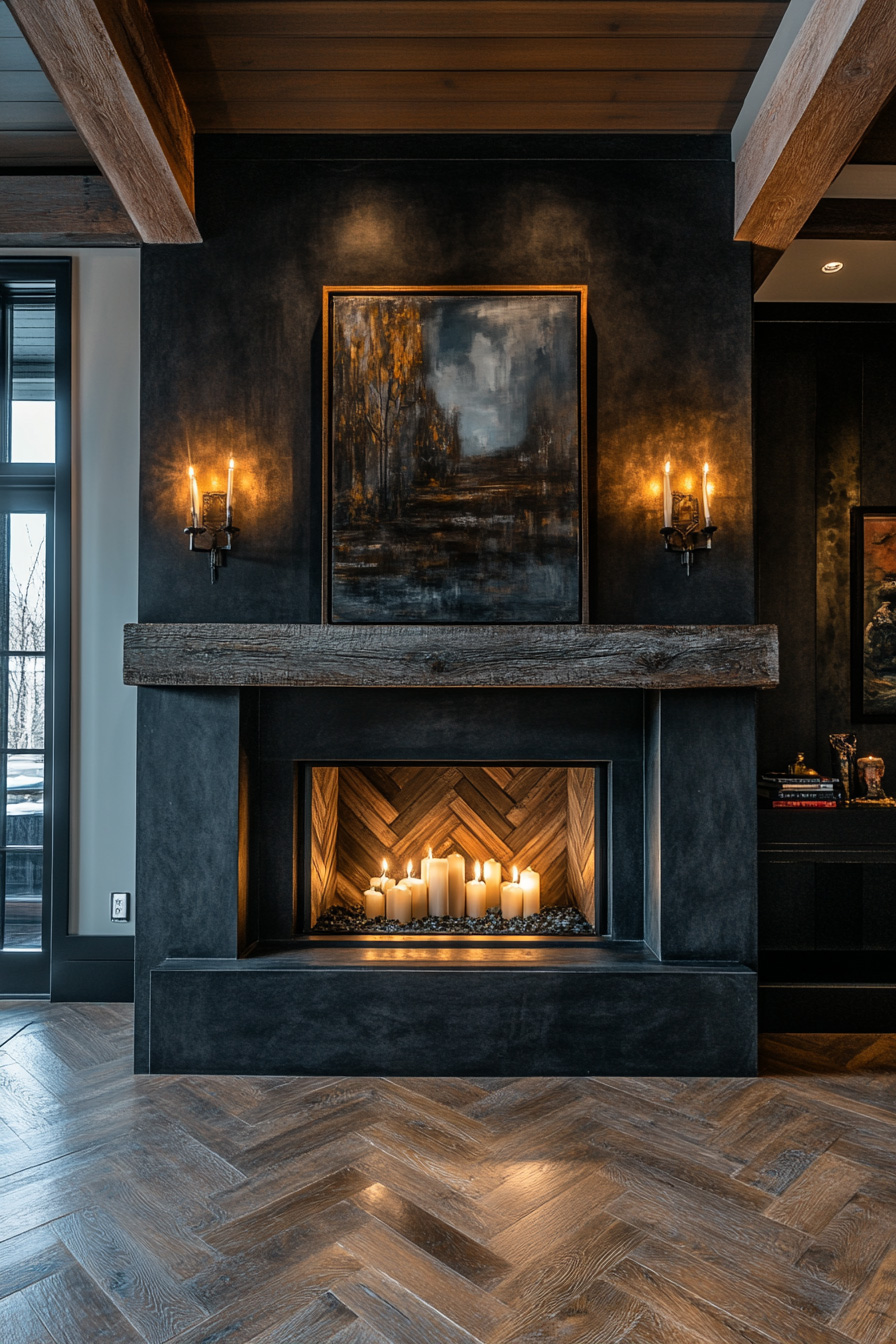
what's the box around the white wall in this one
[1,248,140,935]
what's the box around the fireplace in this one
[306,763,603,936]
[128,624,774,1076]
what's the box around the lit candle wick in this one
[474,860,481,881]
[512,865,519,883]
[406,861,413,878]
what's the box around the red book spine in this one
[766,800,838,809]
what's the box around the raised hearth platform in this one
[124,623,778,690]
[147,946,757,1076]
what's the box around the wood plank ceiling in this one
[0,2,94,167]
[148,0,788,135]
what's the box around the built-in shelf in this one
[123,622,779,690]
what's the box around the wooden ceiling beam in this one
[734,0,896,252]
[0,175,138,246]
[5,0,200,243]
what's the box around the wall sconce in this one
[660,460,717,577]
[185,459,239,583]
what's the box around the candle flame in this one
[664,460,671,475]
[406,861,413,878]
[512,865,519,883]
[428,846,433,859]
[381,860,387,875]
[474,860,481,881]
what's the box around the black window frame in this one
[0,258,70,996]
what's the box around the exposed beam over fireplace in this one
[123,623,779,690]
[734,0,896,257]
[6,0,200,243]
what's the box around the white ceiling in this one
[755,240,896,302]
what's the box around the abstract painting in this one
[852,507,896,719]
[324,287,586,623]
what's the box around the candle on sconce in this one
[387,881,412,924]
[465,861,487,919]
[403,861,428,920]
[702,462,712,527]
[501,866,523,920]
[427,856,449,916]
[447,852,466,917]
[226,457,235,518]
[663,460,672,529]
[483,858,502,908]
[188,466,200,528]
[520,866,541,917]
[363,886,385,920]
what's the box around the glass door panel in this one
[0,499,51,990]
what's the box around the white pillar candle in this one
[226,457,235,517]
[483,858,502,907]
[663,459,672,529]
[465,861,487,919]
[702,462,712,527]
[406,879,427,919]
[387,883,412,924]
[381,877,396,894]
[189,465,200,528]
[421,847,433,890]
[427,857,449,916]
[520,866,541,917]
[403,863,427,920]
[501,866,523,921]
[363,887,385,920]
[447,852,466,917]
[370,861,390,890]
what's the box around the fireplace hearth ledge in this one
[124,622,778,689]
[147,954,757,1075]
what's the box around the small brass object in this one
[788,752,819,777]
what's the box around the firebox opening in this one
[303,762,606,937]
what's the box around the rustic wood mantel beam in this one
[123,623,780,691]
[734,0,896,255]
[6,0,200,244]
[0,176,138,246]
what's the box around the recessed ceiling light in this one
[821,261,844,273]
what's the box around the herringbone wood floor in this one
[1,1004,894,1344]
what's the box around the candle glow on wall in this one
[659,458,718,577]
[184,458,239,583]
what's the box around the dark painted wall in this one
[755,307,896,996]
[140,134,754,626]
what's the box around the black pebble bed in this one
[312,903,595,936]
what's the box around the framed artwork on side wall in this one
[852,506,896,720]
[323,286,588,624]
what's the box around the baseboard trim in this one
[51,960,134,1003]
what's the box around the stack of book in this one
[757,774,842,808]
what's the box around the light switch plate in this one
[111,892,130,922]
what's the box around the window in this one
[0,263,69,994]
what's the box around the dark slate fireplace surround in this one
[135,133,761,1075]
